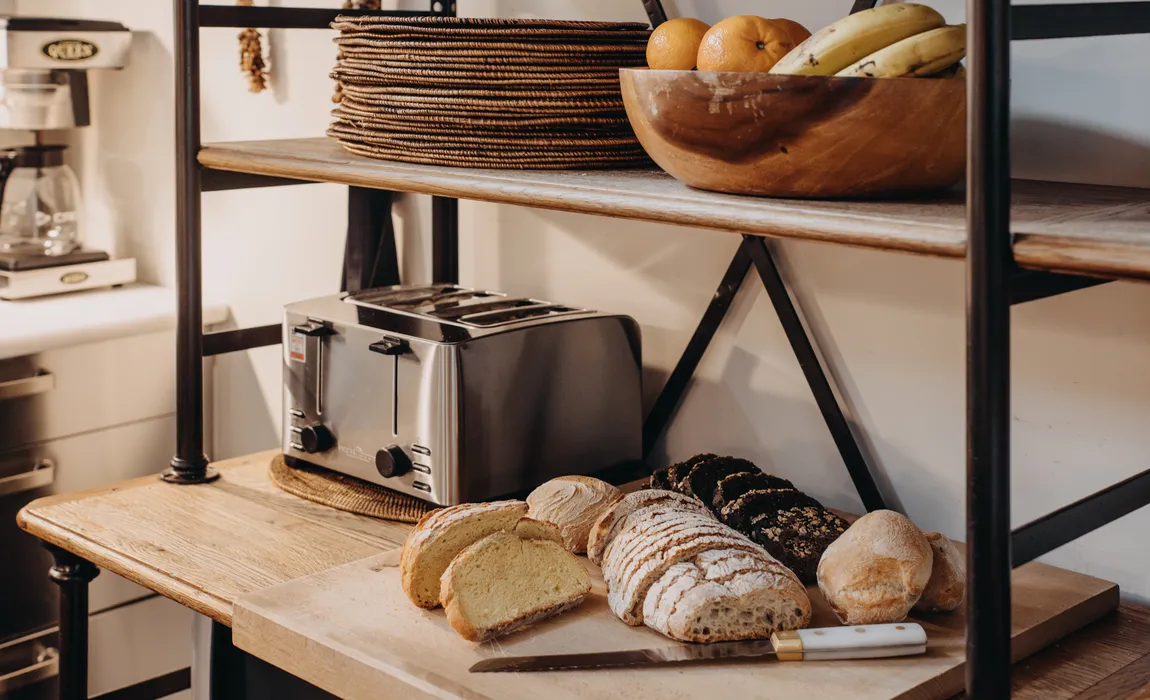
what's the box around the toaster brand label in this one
[42,39,100,62]
[289,335,306,362]
[339,445,374,463]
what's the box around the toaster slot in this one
[348,284,460,307]
[432,297,539,320]
[461,303,579,327]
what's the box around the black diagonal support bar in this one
[850,0,880,13]
[643,244,751,458]
[201,168,313,192]
[1010,269,1113,305]
[1013,2,1150,40]
[743,236,886,513]
[1012,467,1150,568]
[204,325,282,356]
[966,0,1015,696]
[641,0,668,27]
[90,668,192,700]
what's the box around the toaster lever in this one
[369,337,410,356]
[292,323,336,338]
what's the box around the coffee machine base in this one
[0,254,136,300]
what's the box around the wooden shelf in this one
[199,137,1150,282]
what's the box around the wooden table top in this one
[16,450,1150,698]
[200,137,1150,282]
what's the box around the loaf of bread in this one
[400,500,528,608]
[914,532,965,613]
[526,476,623,553]
[711,470,796,512]
[643,548,811,642]
[439,531,591,642]
[816,510,933,624]
[602,506,765,625]
[586,489,713,566]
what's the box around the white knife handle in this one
[771,623,927,661]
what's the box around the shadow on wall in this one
[1013,117,1150,188]
[211,318,280,460]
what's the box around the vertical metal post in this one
[432,196,459,285]
[966,0,1014,696]
[166,0,218,484]
[46,546,99,700]
[210,621,246,700]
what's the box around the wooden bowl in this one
[620,69,966,199]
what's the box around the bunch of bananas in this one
[770,3,966,79]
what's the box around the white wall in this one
[23,0,1150,602]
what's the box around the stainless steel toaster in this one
[282,284,642,505]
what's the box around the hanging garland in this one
[237,0,269,93]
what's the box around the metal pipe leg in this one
[46,545,98,700]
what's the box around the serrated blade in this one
[469,640,777,673]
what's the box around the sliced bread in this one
[711,471,797,513]
[751,505,849,583]
[513,517,564,545]
[400,500,528,608]
[720,488,820,531]
[648,469,673,490]
[526,475,623,553]
[643,548,811,642]
[586,489,713,566]
[680,457,759,505]
[439,531,591,642]
[667,453,718,490]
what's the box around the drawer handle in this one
[0,647,58,693]
[0,459,55,497]
[0,369,55,401]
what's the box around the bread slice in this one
[720,488,818,531]
[643,548,811,642]
[439,531,591,642]
[586,489,713,565]
[667,453,718,490]
[400,500,529,608]
[711,471,797,513]
[751,505,849,583]
[526,475,623,553]
[513,517,564,545]
[648,469,673,490]
[680,457,759,505]
[602,508,732,583]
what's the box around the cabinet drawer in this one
[0,331,176,451]
[2,415,178,639]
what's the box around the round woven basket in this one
[269,454,437,524]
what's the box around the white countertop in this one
[0,284,230,361]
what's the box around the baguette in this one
[586,489,713,565]
[817,510,933,624]
[526,476,622,553]
[439,531,591,642]
[399,500,528,608]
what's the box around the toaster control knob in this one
[375,445,412,479]
[298,424,334,454]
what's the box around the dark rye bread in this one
[666,453,719,490]
[648,469,672,490]
[680,457,757,505]
[720,489,821,532]
[751,505,849,583]
[711,471,797,514]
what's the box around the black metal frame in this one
[36,1,1150,699]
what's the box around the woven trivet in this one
[269,453,436,523]
[337,84,623,100]
[338,91,625,111]
[336,57,636,72]
[334,28,650,42]
[334,37,647,55]
[336,49,648,67]
[333,112,631,138]
[331,16,650,31]
[334,103,630,128]
[333,64,623,88]
[330,124,641,149]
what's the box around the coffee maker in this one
[0,17,136,300]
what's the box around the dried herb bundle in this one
[333,0,382,102]
[237,0,268,93]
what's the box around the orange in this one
[696,15,798,73]
[772,17,812,48]
[646,17,711,70]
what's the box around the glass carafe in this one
[0,145,81,257]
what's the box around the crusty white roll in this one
[526,476,622,553]
[913,532,965,613]
[816,510,933,625]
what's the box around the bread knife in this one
[469,623,927,673]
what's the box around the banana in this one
[836,25,966,78]
[769,3,946,76]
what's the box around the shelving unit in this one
[26,1,1150,700]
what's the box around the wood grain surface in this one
[620,69,966,199]
[16,450,410,626]
[233,544,1117,700]
[198,137,1150,281]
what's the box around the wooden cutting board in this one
[233,547,1117,700]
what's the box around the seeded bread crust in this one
[667,453,719,490]
[586,489,713,566]
[751,505,849,583]
[720,489,820,531]
[399,500,529,608]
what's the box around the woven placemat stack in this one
[328,15,652,169]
